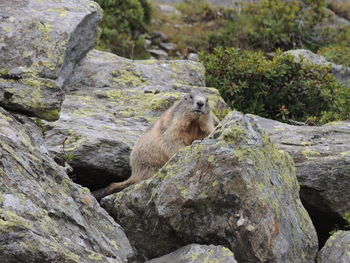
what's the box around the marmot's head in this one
[176,91,211,119]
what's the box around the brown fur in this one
[93,92,215,200]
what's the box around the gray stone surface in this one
[102,111,318,262]
[0,107,134,263]
[252,115,350,221]
[148,48,169,59]
[317,231,350,263]
[158,4,182,16]
[146,244,238,263]
[0,0,102,120]
[44,49,229,191]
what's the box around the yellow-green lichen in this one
[63,132,85,151]
[40,109,60,121]
[212,180,219,187]
[221,247,234,257]
[301,148,321,159]
[110,240,120,251]
[87,252,104,261]
[343,211,350,224]
[220,125,245,144]
[0,209,32,231]
[189,253,199,261]
[47,7,68,17]
[144,59,157,64]
[273,127,286,132]
[111,68,148,88]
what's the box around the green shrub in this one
[209,0,331,52]
[201,47,350,124]
[95,0,151,59]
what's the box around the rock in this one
[252,115,350,244]
[0,0,102,121]
[147,49,169,59]
[284,49,350,86]
[146,244,238,263]
[150,31,169,41]
[144,39,152,48]
[0,106,134,262]
[101,111,318,262]
[159,42,177,52]
[317,231,350,263]
[158,4,182,16]
[188,53,199,62]
[44,49,229,192]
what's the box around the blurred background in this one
[94,0,350,125]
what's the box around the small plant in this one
[201,47,350,124]
[64,153,75,163]
[33,118,46,135]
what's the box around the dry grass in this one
[327,1,350,20]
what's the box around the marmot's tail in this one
[92,180,133,201]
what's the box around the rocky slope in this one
[43,49,228,191]
[102,111,318,262]
[252,115,350,245]
[0,107,133,263]
[1,0,349,262]
[0,0,102,121]
[317,231,350,263]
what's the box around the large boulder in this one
[0,107,134,262]
[252,115,350,243]
[0,0,102,120]
[146,244,238,263]
[317,231,350,263]
[101,111,318,262]
[284,49,350,86]
[44,49,229,191]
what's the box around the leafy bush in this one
[201,47,350,124]
[209,0,331,52]
[95,0,151,59]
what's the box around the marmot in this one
[93,91,215,200]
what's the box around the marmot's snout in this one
[191,93,209,115]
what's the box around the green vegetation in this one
[209,0,332,52]
[94,0,151,59]
[146,0,229,56]
[64,153,75,163]
[318,26,350,67]
[201,47,350,124]
[94,0,350,124]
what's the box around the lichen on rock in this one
[102,111,318,262]
[0,107,134,262]
[0,0,102,121]
[44,49,229,191]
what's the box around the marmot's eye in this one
[189,95,193,99]
[206,98,208,103]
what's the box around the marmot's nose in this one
[197,101,204,108]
